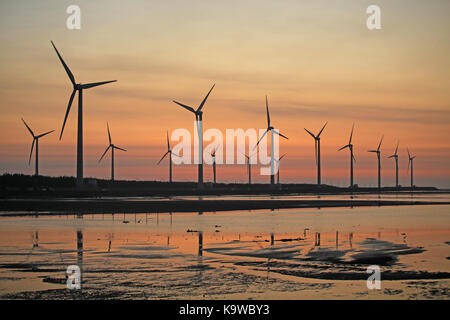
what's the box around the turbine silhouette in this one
[211,145,220,184]
[51,41,117,187]
[98,123,126,181]
[387,141,400,188]
[305,122,327,185]
[255,96,288,185]
[242,151,256,185]
[407,148,416,189]
[157,131,178,183]
[173,84,215,186]
[274,154,286,185]
[338,124,356,188]
[21,118,54,176]
[368,135,384,190]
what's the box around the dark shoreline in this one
[1,198,449,216]
[1,173,443,199]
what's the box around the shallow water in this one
[11,191,450,203]
[0,205,449,299]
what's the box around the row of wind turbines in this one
[21,41,417,189]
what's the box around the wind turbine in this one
[407,148,416,189]
[338,124,356,188]
[387,141,400,188]
[21,118,54,176]
[274,154,286,185]
[157,131,178,183]
[211,145,220,184]
[255,96,288,185]
[173,84,215,186]
[51,41,117,187]
[304,122,328,185]
[368,135,384,190]
[98,123,126,181]
[242,152,255,185]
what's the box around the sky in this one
[0,0,449,188]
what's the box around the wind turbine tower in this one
[51,41,117,187]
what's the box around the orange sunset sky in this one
[0,0,449,187]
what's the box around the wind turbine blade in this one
[239,151,249,160]
[114,146,126,152]
[173,100,196,113]
[107,122,111,144]
[211,144,221,157]
[266,95,271,128]
[279,153,286,161]
[59,89,76,140]
[407,148,411,159]
[166,131,170,151]
[338,144,349,151]
[304,128,316,139]
[352,154,357,163]
[349,123,354,144]
[99,145,111,163]
[51,41,76,86]
[36,130,54,139]
[377,135,384,151]
[395,141,399,155]
[29,139,35,165]
[81,80,117,90]
[368,150,377,153]
[387,155,395,159]
[157,151,169,165]
[273,130,288,140]
[317,121,328,138]
[255,129,269,149]
[21,118,34,137]
[407,158,410,171]
[197,84,215,112]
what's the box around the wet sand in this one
[1,198,450,215]
[0,205,448,299]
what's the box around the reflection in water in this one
[198,232,203,257]
[336,231,339,249]
[314,232,321,246]
[76,230,83,289]
[349,232,353,249]
[32,231,39,248]
[0,206,448,299]
[107,233,113,252]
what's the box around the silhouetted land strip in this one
[0,173,441,198]
[1,198,450,215]
[1,173,448,214]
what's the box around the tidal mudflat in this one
[0,204,448,299]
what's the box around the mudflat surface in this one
[0,204,448,299]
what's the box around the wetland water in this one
[0,204,448,299]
